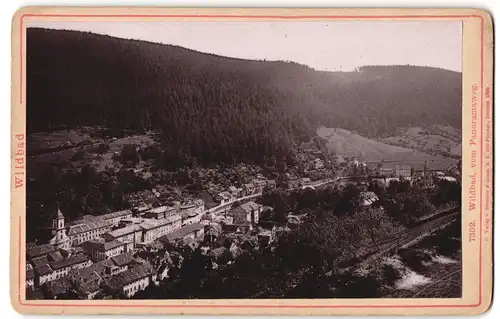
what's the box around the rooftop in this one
[26,288,44,300]
[56,208,64,219]
[179,203,196,210]
[31,255,50,268]
[50,254,90,270]
[34,264,53,276]
[359,191,379,206]
[165,223,204,242]
[76,280,101,295]
[105,263,155,291]
[105,224,142,238]
[102,209,133,220]
[82,238,127,251]
[148,206,176,214]
[67,219,112,236]
[239,201,262,213]
[47,251,64,262]
[26,269,35,280]
[27,244,55,259]
[368,159,455,172]
[180,211,198,219]
[44,277,72,298]
[70,259,114,283]
[139,215,181,231]
[228,207,248,224]
[111,251,135,267]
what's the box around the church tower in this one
[49,206,70,249]
[423,160,430,188]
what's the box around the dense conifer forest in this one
[27,28,461,165]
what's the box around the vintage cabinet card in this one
[10,7,493,315]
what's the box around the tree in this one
[121,144,140,165]
[402,193,435,224]
[261,188,292,224]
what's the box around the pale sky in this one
[28,21,462,72]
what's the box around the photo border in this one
[10,7,493,315]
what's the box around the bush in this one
[96,143,110,154]
[121,144,140,165]
[334,273,381,298]
[398,248,431,273]
[71,150,85,161]
[382,264,403,286]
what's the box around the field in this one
[27,127,159,178]
[380,126,461,159]
[317,127,451,163]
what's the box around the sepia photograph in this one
[23,18,465,301]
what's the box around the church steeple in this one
[52,203,65,233]
[56,203,64,220]
[50,204,70,249]
[423,160,430,188]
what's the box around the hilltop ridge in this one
[27,27,461,166]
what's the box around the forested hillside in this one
[27,28,461,166]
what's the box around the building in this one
[358,191,383,214]
[395,165,412,178]
[422,160,433,188]
[49,254,92,281]
[26,269,35,288]
[192,199,205,212]
[228,201,262,225]
[178,203,204,217]
[221,222,253,233]
[252,179,267,193]
[138,215,182,244]
[76,281,101,299]
[110,252,136,270]
[100,210,134,226]
[26,288,44,300]
[243,183,255,196]
[42,277,73,299]
[180,211,202,226]
[118,217,144,228]
[215,192,232,204]
[379,165,394,177]
[103,224,143,247]
[34,264,55,286]
[27,244,56,262]
[165,223,205,243]
[104,263,156,298]
[124,189,158,210]
[143,206,177,219]
[411,160,452,188]
[156,262,170,281]
[49,208,71,249]
[286,178,300,189]
[34,254,92,286]
[299,177,312,187]
[359,191,379,206]
[313,158,325,170]
[47,209,134,248]
[266,179,276,189]
[81,239,133,262]
[67,218,113,246]
[69,254,135,299]
[228,186,240,198]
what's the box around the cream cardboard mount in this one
[10,7,493,315]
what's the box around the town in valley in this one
[26,128,462,300]
[25,24,463,300]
